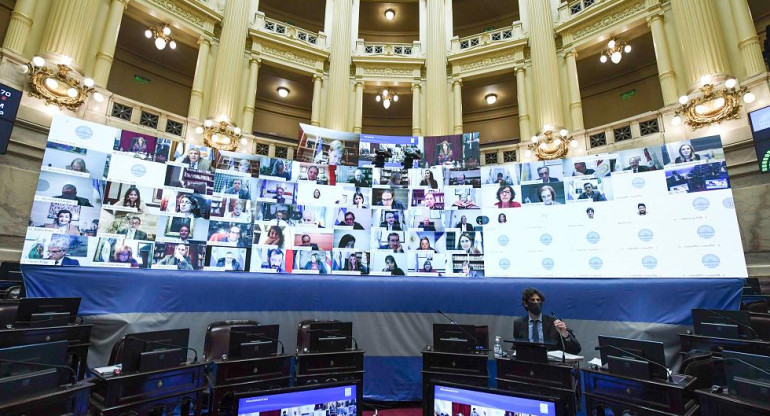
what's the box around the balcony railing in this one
[354,40,422,57]
[254,12,327,49]
[451,23,524,53]
[582,111,663,150]
[558,0,605,23]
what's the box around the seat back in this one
[750,313,770,341]
[744,300,769,314]
[682,353,724,390]
[203,320,260,361]
[108,337,125,366]
[0,300,19,328]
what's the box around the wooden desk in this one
[90,362,206,416]
[0,323,93,380]
[207,355,291,416]
[496,358,580,416]
[0,381,92,416]
[295,350,365,385]
[696,388,770,416]
[678,333,770,356]
[583,367,698,416]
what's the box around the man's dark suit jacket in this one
[379,222,402,231]
[118,228,148,240]
[513,314,581,354]
[455,223,474,232]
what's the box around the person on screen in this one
[495,186,521,208]
[586,207,595,219]
[298,234,320,250]
[420,170,439,188]
[383,255,405,275]
[496,172,506,185]
[419,217,436,231]
[455,215,474,232]
[225,200,249,221]
[351,169,369,187]
[225,178,251,199]
[624,156,653,173]
[273,186,287,203]
[176,194,202,217]
[377,189,406,209]
[121,187,147,212]
[458,232,481,254]
[339,211,365,229]
[270,159,291,180]
[114,246,139,267]
[577,183,607,202]
[537,166,559,183]
[304,253,328,273]
[157,243,194,270]
[419,237,437,252]
[513,287,581,354]
[267,249,284,272]
[386,171,404,186]
[181,148,212,172]
[66,158,89,173]
[313,189,321,199]
[498,213,507,223]
[130,137,148,154]
[301,210,321,227]
[216,251,241,271]
[45,239,80,266]
[345,253,367,273]
[117,216,148,240]
[454,173,467,185]
[209,225,247,247]
[338,234,356,248]
[353,192,367,208]
[423,192,438,209]
[538,186,560,205]
[44,209,80,235]
[421,260,435,273]
[177,225,192,243]
[437,141,454,164]
[54,184,93,207]
[675,144,701,163]
[328,140,345,165]
[387,233,404,253]
[452,193,478,209]
[306,166,320,181]
[380,211,401,231]
[273,210,291,226]
[461,261,478,278]
[373,146,392,168]
[638,203,647,215]
[264,226,284,247]
[28,241,45,259]
[572,162,595,176]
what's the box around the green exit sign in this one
[621,89,637,100]
[134,75,151,85]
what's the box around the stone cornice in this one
[136,0,220,35]
[558,0,655,47]
[353,60,423,82]
[448,43,524,79]
[250,31,328,75]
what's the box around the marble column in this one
[452,79,463,134]
[207,0,250,121]
[92,0,129,87]
[188,36,211,120]
[353,81,364,133]
[241,54,261,134]
[310,74,323,126]
[527,0,564,130]
[2,0,37,55]
[325,0,354,130]
[38,0,100,70]
[425,0,450,135]
[412,82,422,136]
[647,13,678,105]
[514,66,531,141]
[564,49,584,130]
[670,0,731,87]
[730,0,766,78]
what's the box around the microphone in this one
[437,310,488,352]
[230,330,286,355]
[702,309,759,340]
[308,329,359,350]
[551,312,567,363]
[0,358,78,386]
[125,336,198,363]
[595,344,672,382]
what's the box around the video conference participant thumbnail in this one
[250,247,286,272]
[294,250,331,274]
[37,171,104,208]
[206,246,249,271]
[152,242,206,270]
[41,141,111,180]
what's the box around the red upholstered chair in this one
[203,320,260,361]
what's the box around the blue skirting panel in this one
[22,266,743,401]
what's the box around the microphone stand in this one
[437,310,488,352]
[703,309,759,340]
[595,344,672,382]
[550,312,567,364]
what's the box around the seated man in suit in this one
[418,217,436,231]
[46,239,80,266]
[216,251,241,271]
[379,211,402,231]
[513,287,581,354]
[118,216,148,240]
[298,234,320,250]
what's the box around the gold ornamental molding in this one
[448,47,520,80]
[252,38,327,75]
[26,59,100,111]
[559,0,650,45]
[672,81,751,131]
[526,126,576,161]
[353,62,423,82]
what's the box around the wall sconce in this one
[145,24,176,50]
[196,119,243,151]
[26,56,101,111]
[671,76,753,130]
[525,125,576,160]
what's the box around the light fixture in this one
[527,125,574,160]
[599,38,630,64]
[197,119,243,151]
[673,77,753,130]
[376,88,398,109]
[26,56,96,111]
[277,87,290,98]
[485,94,497,105]
[384,9,395,20]
[145,24,176,50]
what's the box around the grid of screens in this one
[22,115,746,277]
[236,383,358,416]
[433,384,556,416]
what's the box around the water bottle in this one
[493,335,502,358]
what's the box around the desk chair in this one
[682,353,724,390]
[743,300,769,314]
[203,320,260,361]
[749,313,770,341]
[0,300,19,328]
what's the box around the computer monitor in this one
[597,335,667,381]
[13,297,81,328]
[743,278,762,295]
[692,309,755,340]
[297,320,353,353]
[430,382,561,416]
[433,324,488,354]
[723,350,770,401]
[119,328,190,373]
[0,340,68,404]
[749,105,770,142]
[234,380,362,416]
[512,340,551,363]
[228,324,280,359]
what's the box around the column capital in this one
[411,82,421,91]
[313,73,324,82]
[452,78,463,87]
[197,36,212,46]
[646,11,664,26]
[564,48,577,59]
[514,65,526,75]
[249,53,261,66]
[116,0,130,8]
[355,80,365,88]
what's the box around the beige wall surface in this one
[361,117,412,136]
[252,108,308,141]
[581,67,664,129]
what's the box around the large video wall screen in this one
[23,116,746,278]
